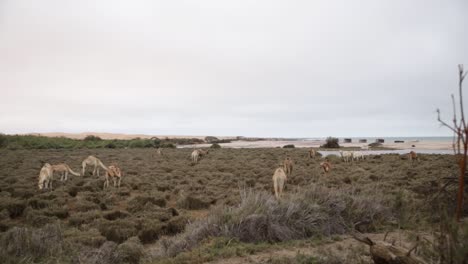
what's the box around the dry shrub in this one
[69,210,102,227]
[161,185,393,257]
[27,198,50,209]
[24,208,59,227]
[74,199,100,212]
[138,220,165,244]
[115,237,144,264]
[98,219,138,243]
[166,216,188,235]
[65,227,106,248]
[0,198,27,218]
[127,194,166,213]
[103,210,130,221]
[176,194,211,210]
[0,223,63,261]
[78,241,119,264]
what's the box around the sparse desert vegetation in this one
[0,148,466,263]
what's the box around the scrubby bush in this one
[98,219,138,244]
[84,135,102,141]
[176,194,211,210]
[321,137,340,148]
[115,237,144,264]
[282,144,295,148]
[127,194,166,213]
[138,220,165,243]
[69,210,102,227]
[161,185,393,257]
[166,216,188,235]
[0,223,63,261]
[210,143,221,149]
[65,228,106,248]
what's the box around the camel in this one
[339,150,353,163]
[272,165,287,199]
[104,165,122,189]
[308,148,317,159]
[353,151,365,161]
[51,163,80,181]
[283,157,294,177]
[82,155,108,176]
[320,159,331,173]
[408,151,419,162]
[38,163,53,190]
[191,149,209,163]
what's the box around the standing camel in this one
[82,155,108,176]
[283,157,293,177]
[272,165,287,199]
[38,163,53,190]
[191,149,209,163]
[320,159,332,173]
[51,163,80,181]
[308,148,317,159]
[408,151,419,162]
[104,165,122,189]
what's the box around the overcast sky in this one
[1,0,467,138]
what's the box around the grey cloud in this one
[1,0,467,137]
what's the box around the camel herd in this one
[37,148,421,201]
[38,155,122,190]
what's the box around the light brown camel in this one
[408,151,419,162]
[308,148,317,159]
[320,159,331,173]
[283,157,293,177]
[272,165,287,199]
[191,149,209,163]
[51,163,80,181]
[38,163,53,190]
[104,165,122,189]
[82,155,108,176]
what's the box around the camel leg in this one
[118,177,121,188]
[65,172,68,181]
[93,165,97,176]
[97,167,100,177]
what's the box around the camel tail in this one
[68,166,80,176]
[98,160,108,171]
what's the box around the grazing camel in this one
[272,166,287,199]
[191,149,209,163]
[353,151,364,161]
[283,157,294,177]
[339,150,353,163]
[104,165,122,189]
[308,148,317,159]
[408,151,419,162]
[38,163,53,190]
[82,155,108,176]
[51,163,80,181]
[320,159,331,173]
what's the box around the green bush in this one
[84,135,102,141]
[282,144,295,148]
[321,137,340,148]
[210,143,221,149]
